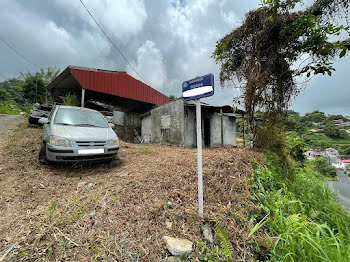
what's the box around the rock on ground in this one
[201,223,214,243]
[163,236,193,256]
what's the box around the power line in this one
[0,34,41,69]
[79,0,147,84]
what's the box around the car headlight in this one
[49,135,71,147]
[109,136,119,146]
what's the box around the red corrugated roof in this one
[70,67,168,105]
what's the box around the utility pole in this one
[35,73,38,103]
[45,82,48,105]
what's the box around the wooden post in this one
[81,88,85,108]
[220,108,224,147]
[242,113,245,147]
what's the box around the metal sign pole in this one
[195,98,204,217]
[182,73,214,218]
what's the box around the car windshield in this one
[54,108,108,128]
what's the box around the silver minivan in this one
[38,105,119,163]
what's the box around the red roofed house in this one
[339,159,350,169]
[47,66,168,141]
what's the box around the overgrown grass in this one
[0,100,33,115]
[139,145,154,153]
[251,155,350,261]
[0,101,21,114]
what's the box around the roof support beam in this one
[81,88,85,108]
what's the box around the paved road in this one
[0,114,22,135]
[326,169,350,213]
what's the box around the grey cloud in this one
[0,0,348,115]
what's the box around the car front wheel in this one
[38,143,47,164]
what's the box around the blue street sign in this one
[182,74,214,101]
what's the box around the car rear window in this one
[54,108,109,128]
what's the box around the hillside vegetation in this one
[251,156,350,261]
[285,110,350,154]
[0,68,59,114]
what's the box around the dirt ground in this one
[0,114,22,134]
[0,122,266,261]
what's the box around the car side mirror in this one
[109,123,115,128]
[38,118,49,125]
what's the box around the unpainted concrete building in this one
[140,99,238,148]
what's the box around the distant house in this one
[322,148,339,165]
[305,149,323,160]
[333,119,343,126]
[333,119,350,127]
[324,148,339,157]
[305,147,339,165]
[139,99,241,148]
[335,159,350,169]
[310,128,323,133]
[342,160,350,167]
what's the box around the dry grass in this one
[0,122,267,261]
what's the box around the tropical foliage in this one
[213,0,350,147]
[251,155,350,261]
[0,67,60,114]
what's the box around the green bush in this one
[250,156,350,261]
[312,158,337,177]
[63,93,80,106]
[286,132,307,163]
[0,100,21,115]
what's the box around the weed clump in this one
[250,155,350,261]
[139,145,154,153]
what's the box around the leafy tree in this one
[22,74,46,104]
[21,67,60,104]
[324,122,348,138]
[313,157,337,177]
[327,114,347,122]
[213,0,350,148]
[0,78,26,105]
[168,95,177,101]
[20,67,60,86]
[344,146,350,155]
[287,132,308,162]
[339,129,348,138]
[285,110,309,132]
[301,111,327,124]
[0,87,9,102]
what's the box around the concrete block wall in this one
[210,113,221,147]
[141,114,152,143]
[112,111,141,142]
[223,115,237,147]
[184,107,197,147]
[151,99,185,145]
[210,113,237,147]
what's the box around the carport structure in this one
[47,65,168,113]
[47,66,168,141]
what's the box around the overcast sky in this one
[0,0,348,115]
